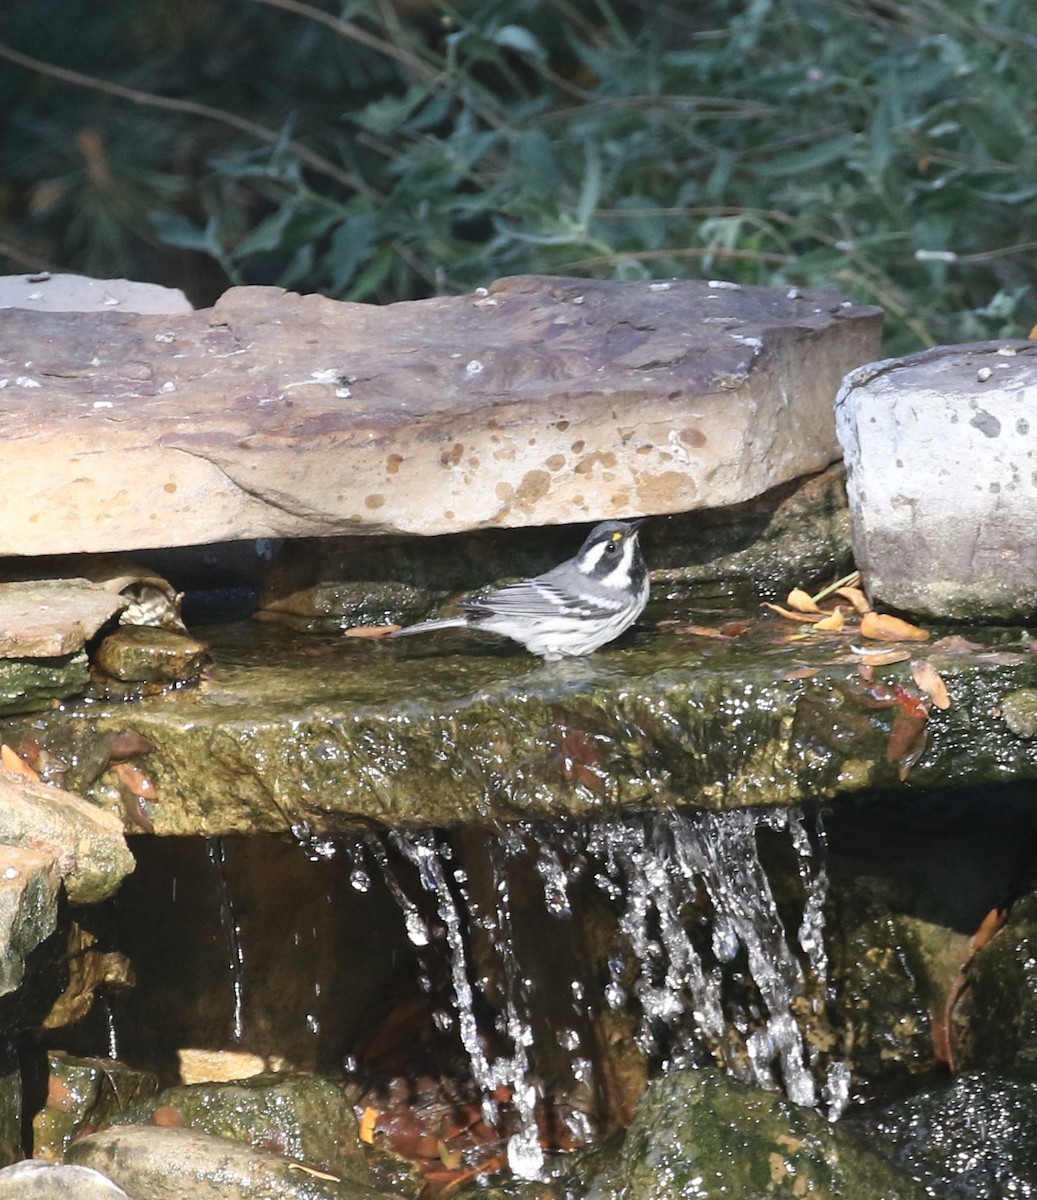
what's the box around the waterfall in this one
[359,805,840,1177]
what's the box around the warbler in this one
[391,519,649,660]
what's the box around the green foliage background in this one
[1,0,1034,352]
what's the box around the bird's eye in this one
[605,541,618,554]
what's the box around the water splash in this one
[357,805,840,1174]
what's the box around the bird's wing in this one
[460,578,625,620]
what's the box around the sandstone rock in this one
[0,272,191,315]
[835,340,1037,620]
[67,1125,393,1200]
[0,772,134,904]
[0,277,881,555]
[0,1160,131,1198]
[0,581,125,658]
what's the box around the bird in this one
[390,519,649,661]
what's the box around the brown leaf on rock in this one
[814,606,845,632]
[784,667,820,681]
[344,624,401,639]
[1,744,41,782]
[929,635,984,656]
[835,586,872,614]
[911,660,951,710]
[970,906,1007,954]
[786,587,822,614]
[113,762,157,801]
[763,603,824,623]
[675,623,736,639]
[848,646,913,666]
[860,612,931,642]
[886,685,930,779]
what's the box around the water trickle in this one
[206,837,246,1044]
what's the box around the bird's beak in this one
[627,517,647,532]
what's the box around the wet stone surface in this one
[4,607,1037,836]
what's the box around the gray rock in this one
[109,1074,369,1184]
[67,1124,395,1200]
[853,1072,1037,1199]
[0,271,191,314]
[0,277,881,554]
[0,845,61,996]
[835,340,1037,620]
[0,1160,131,1198]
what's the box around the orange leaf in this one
[813,605,845,632]
[859,612,930,642]
[763,603,824,623]
[835,586,871,614]
[786,587,822,614]
[113,761,157,800]
[676,623,735,639]
[359,1107,379,1144]
[343,624,401,639]
[784,667,820,681]
[910,660,951,710]
[1,744,40,782]
[849,645,912,666]
[970,906,1007,954]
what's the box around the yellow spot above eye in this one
[611,532,623,541]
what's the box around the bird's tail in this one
[389,616,471,639]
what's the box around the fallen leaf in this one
[784,667,820,680]
[359,1107,379,1144]
[675,623,735,639]
[887,685,930,778]
[910,660,951,710]
[718,620,753,637]
[1,744,40,782]
[860,612,930,642]
[763,603,824,623]
[113,762,158,800]
[344,624,401,639]
[970,906,1007,954]
[438,1141,464,1170]
[287,1164,341,1181]
[813,605,845,632]
[835,586,871,614]
[848,646,913,666]
[928,635,984,655]
[786,587,822,614]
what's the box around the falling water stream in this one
[103,806,838,1183]
[357,806,839,1178]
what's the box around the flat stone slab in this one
[0,272,191,314]
[0,580,126,658]
[0,276,881,555]
[6,612,1035,837]
[836,340,1037,620]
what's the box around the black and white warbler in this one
[391,519,649,661]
